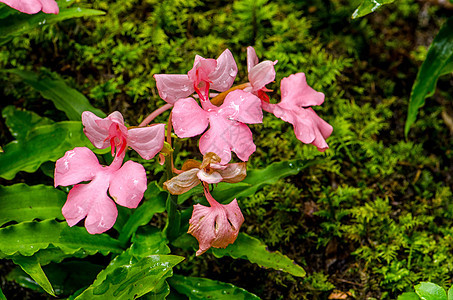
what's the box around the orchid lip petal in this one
[188,191,244,256]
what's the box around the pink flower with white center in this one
[54,147,147,234]
[244,46,277,102]
[164,152,247,195]
[82,111,165,160]
[154,49,238,104]
[188,187,244,256]
[261,73,333,151]
[172,90,263,164]
[0,0,58,14]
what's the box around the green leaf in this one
[130,226,170,256]
[178,159,316,205]
[397,292,420,300]
[75,255,184,300]
[0,121,106,180]
[0,184,65,226]
[0,286,6,300]
[405,17,453,136]
[12,256,55,296]
[415,282,447,300]
[172,233,305,277]
[0,7,105,45]
[2,105,54,140]
[0,219,122,257]
[142,281,171,300]
[118,182,167,245]
[29,245,93,266]
[7,261,103,296]
[0,3,17,19]
[351,0,394,19]
[169,275,260,300]
[6,69,105,120]
[448,286,453,300]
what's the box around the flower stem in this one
[163,112,181,241]
[139,103,173,127]
[210,83,250,106]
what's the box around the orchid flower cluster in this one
[54,47,333,256]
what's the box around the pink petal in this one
[39,0,58,14]
[109,160,147,208]
[209,49,238,92]
[54,147,102,188]
[163,168,200,195]
[127,124,165,160]
[222,198,244,238]
[84,195,118,234]
[306,108,333,151]
[0,0,42,14]
[188,56,217,84]
[248,60,276,92]
[247,46,259,73]
[82,111,110,149]
[62,174,117,234]
[280,73,325,107]
[172,98,209,138]
[199,115,256,164]
[197,169,223,184]
[188,198,244,256]
[219,90,263,124]
[154,74,194,104]
[281,107,315,144]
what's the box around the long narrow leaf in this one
[169,275,260,300]
[6,261,104,296]
[352,0,394,19]
[12,256,55,296]
[0,184,65,226]
[0,286,5,300]
[0,7,105,45]
[2,105,54,140]
[6,70,105,120]
[118,182,167,245]
[405,17,453,136]
[0,220,122,257]
[75,254,184,300]
[0,121,105,180]
[172,233,305,277]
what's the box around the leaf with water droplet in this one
[169,274,260,300]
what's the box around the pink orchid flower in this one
[261,73,333,151]
[82,111,165,160]
[164,152,247,195]
[154,49,238,104]
[189,187,244,256]
[0,0,58,14]
[54,147,147,234]
[244,46,277,102]
[171,90,263,164]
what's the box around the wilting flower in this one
[82,111,165,159]
[188,187,244,255]
[261,73,333,151]
[154,49,238,104]
[244,46,277,102]
[164,152,246,194]
[0,0,58,14]
[172,90,263,163]
[54,147,147,234]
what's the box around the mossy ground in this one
[1,0,453,299]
